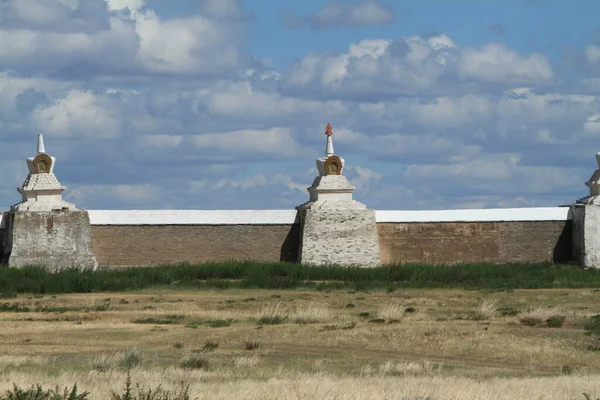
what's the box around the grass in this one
[1,287,600,398]
[258,302,287,325]
[3,262,600,294]
[179,355,210,370]
[472,298,498,320]
[377,302,406,322]
[518,307,566,327]
[295,302,333,324]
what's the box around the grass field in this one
[2,265,600,399]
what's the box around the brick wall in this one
[91,224,300,267]
[89,220,572,267]
[377,220,572,264]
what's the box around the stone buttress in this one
[572,152,600,268]
[1,134,97,269]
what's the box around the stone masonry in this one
[1,134,97,269]
[572,151,600,268]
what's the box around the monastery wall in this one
[0,207,568,267]
[0,207,574,267]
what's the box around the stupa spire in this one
[325,123,334,157]
[37,133,46,154]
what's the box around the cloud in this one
[0,0,256,79]
[0,0,110,33]
[457,43,553,84]
[31,90,120,138]
[281,34,554,100]
[0,2,597,212]
[280,0,396,30]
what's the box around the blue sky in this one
[1,0,600,210]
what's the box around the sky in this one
[1,0,600,211]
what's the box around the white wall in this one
[0,207,572,226]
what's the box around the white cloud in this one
[457,43,553,84]
[31,90,119,138]
[282,35,554,99]
[0,0,252,78]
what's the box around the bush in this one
[111,373,191,400]
[120,348,143,371]
[547,316,565,328]
[584,314,600,336]
[1,384,89,400]
[244,341,262,351]
[179,355,209,370]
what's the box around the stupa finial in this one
[325,123,334,157]
[37,133,46,154]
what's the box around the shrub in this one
[584,314,600,336]
[201,341,219,352]
[120,348,143,371]
[1,384,89,400]
[205,319,231,328]
[547,316,565,328]
[111,373,191,400]
[244,340,262,351]
[179,355,210,370]
[518,307,564,327]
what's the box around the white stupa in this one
[577,152,600,205]
[298,123,366,210]
[12,134,77,211]
[296,123,381,267]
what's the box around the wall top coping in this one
[0,207,572,226]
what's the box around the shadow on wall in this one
[553,220,573,263]
[280,223,300,262]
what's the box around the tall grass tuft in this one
[472,299,498,320]
[295,302,333,324]
[377,302,406,322]
[258,302,287,325]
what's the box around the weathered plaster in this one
[2,210,97,269]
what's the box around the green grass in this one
[1,261,600,294]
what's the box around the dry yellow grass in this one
[1,369,600,399]
[1,288,600,398]
[295,301,334,324]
